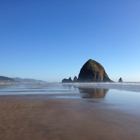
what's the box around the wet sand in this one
[0,94,140,140]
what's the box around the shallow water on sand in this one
[104,89,140,115]
[0,83,140,116]
[0,84,79,95]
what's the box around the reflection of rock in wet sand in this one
[78,88,109,98]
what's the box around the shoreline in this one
[1,82,140,93]
[0,94,140,140]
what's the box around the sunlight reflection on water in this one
[0,83,140,116]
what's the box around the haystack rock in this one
[78,59,112,82]
[118,77,123,82]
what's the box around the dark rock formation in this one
[77,59,112,82]
[73,76,78,82]
[62,77,72,83]
[118,77,123,82]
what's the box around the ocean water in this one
[0,82,140,115]
[0,83,79,95]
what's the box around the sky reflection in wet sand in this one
[0,84,140,116]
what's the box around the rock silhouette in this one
[118,77,123,82]
[73,76,78,82]
[62,77,72,83]
[61,59,112,83]
[78,59,112,82]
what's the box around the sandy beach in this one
[0,94,140,140]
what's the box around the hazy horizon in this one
[0,0,140,82]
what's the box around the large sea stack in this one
[78,59,112,82]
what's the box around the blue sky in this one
[0,0,140,82]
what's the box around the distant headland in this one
[0,76,15,82]
[0,76,47,85]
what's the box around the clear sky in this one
[0,0,140,82]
